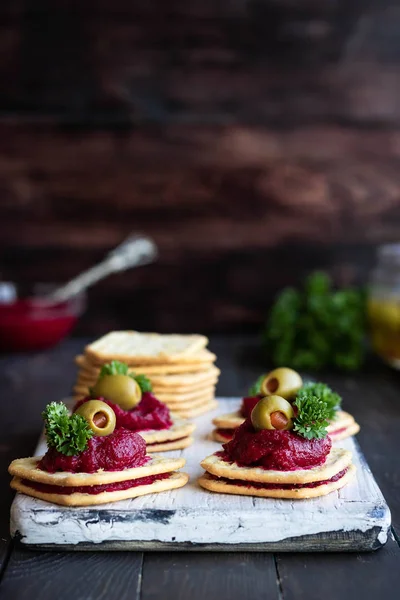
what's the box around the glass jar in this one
[368,243,400,368]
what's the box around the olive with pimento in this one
[251,395,294,431]
[259,367,303,400]
[75,399,116,436]
[91,374,142,410]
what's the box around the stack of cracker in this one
[73,331,219,418]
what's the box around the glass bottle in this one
[368,243,400,368]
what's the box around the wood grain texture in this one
[0,549,143,600]
[141,553,280,600]
[1,1,400,125]
[1,121,400,332]
[276,536,400,600]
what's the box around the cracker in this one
[171,400,218,418]
[11,472,189,507]
[84,332,210,364]
[138,417,195,444]
[330,422,360,441]
[75,354,216,375]
[327,410,355,433]
[200,448,352,484]
[76,368,220,391]
[198,465,356,499]
[211,429,234,443]
[9,456,185,487]
[146,436,193,453]
[162,394,214,410]
[154,386,216,402]
[212,410,243,429]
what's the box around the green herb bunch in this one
[263,272,366,371]
[97,360,152,393]
[42,402,93,456]
[248,375,265,396]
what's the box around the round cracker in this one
[327,410,355,433]
[330,422,360,441]
[8,455,185,487]
[171,400,218,419]
[212,410,244,429]
[211,429,234,443]
[162,394,215,410]
[154,386,216,402]
[198,465,356,499]
[11,472,189,507]
[200,447,352,485]
[75,354,216,375]
[146,436,193,453]
[139,417,195,444]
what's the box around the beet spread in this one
[208,468,348,490]
[240,396,261,418]
[75,392,172,432]
[215,428,234,440]
[39,428,149,473]
[221,419,331,471]
[22,473,170,495]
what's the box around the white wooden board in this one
[10,398,391,552]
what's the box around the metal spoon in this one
[43,234,158,304]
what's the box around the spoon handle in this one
[46,234,158,303]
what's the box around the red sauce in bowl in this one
[0,298,80,351]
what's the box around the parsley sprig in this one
[298,382,341,421]
[98,360,152,393]
[263,272,366,371]
[42,402,93,456]
[248,375,264,396]
[293,389,332,439]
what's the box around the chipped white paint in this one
[10,398,391,550]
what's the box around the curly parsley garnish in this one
[42,402,93,456]
[293,389,332,440]
[248,375,265,396]
[98,360,152,393]
[298,382,341,421]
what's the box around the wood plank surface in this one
[0,549,143,600]
[0,336,400,600]
[141,553,280,600]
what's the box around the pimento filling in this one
[207,468,348,490]
[74,392,172,433]
[21,473,170,495]
[39,429,149,473]
[220,419,332,471]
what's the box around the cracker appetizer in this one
[211,368,360,443]
[200,391,356,499]
[73,331,219,418]
[9,401,188,506]
[75,361,196,452]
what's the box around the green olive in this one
[251,395,294,431]
[75,400,116,436]
[91,374,142,410]
[260,367,303,400]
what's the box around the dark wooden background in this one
[1,0,400,334]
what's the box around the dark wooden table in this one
[0,336,399,600]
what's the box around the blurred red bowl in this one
[0,283,86,352]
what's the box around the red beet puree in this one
[221,419,331,471]
[208,468,348,490]
[23,473,169,495]
[39,429,148,473]
[75,392,172,432]
[240,396,261,418]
